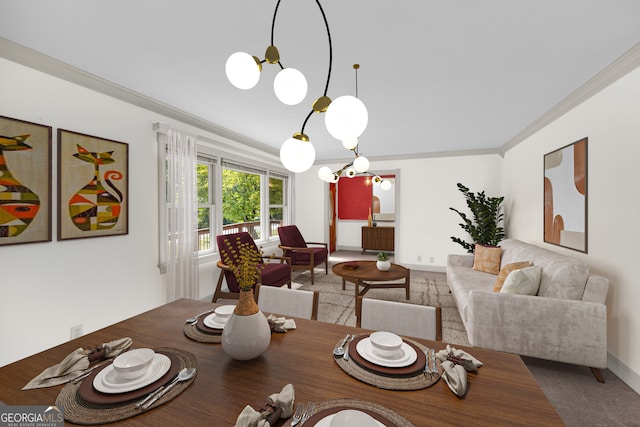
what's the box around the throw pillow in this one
[472,244,502,275]
[493,261,531,292]
[500,265,542,295]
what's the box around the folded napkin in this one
[235,383,295,427]
[435,345,483,397]
[440,360,468,397]
[436,344,483,369]
[22,337,133,389]
[266,314,296,333]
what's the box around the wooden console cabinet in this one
[361,226,395,254]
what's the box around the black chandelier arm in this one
[315,0,333,97]
[270,0,283,46]
[299,109,315,135]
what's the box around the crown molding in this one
[499,42,640,156]
[0,36,280,158]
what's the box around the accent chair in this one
[213,232,291,303]
[277,225,328,285]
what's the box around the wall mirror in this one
[372,175,395,222]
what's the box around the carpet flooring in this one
[292,255,640,427]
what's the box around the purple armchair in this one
[213,232,291,302]
[277,225,328,285]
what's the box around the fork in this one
[290,403,304,426]
[301,401,315,425]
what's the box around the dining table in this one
[0,298,563,426]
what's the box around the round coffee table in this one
[332,261,410,300]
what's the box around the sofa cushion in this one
[499,239,588,300]
[500,266,542,295]
[446,264,497,326]
[493,261,531,292]
[472,244,502,275]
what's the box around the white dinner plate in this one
[93,353,171,394]
[203,313,227,329]
[356,337,417,368]
[311,410,383,427]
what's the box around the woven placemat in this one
[55,347,197,425]
[281,399,415,427]
[183,323,222,343]
[334,335,441,390]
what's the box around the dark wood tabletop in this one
[0,298,563,426]
[332,261,409,282]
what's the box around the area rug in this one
[294,271,470,347]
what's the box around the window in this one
[157,124,292,268]
[268,172,288,237]
[197,156,216,253]
[219,160,288,243]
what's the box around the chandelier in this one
[317,64,391,190]
[225,0,368,173]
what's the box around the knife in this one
[430,349,439,378]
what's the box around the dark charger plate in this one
[78,351,181,405]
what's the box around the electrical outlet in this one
[429,256,435,263]
[70,324,83,340]
[417,255,422,262]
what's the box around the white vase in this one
[221,289,271,360]
[376,260,391,271]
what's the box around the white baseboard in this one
[607,352,640,394]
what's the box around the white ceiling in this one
[2,0,640,164]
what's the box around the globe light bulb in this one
[225,52,261,90]
[318,166,333,182]
[274,68,308,105]
[345,166,356,178]
[280,137,315,173]
[342,137,358,150]
[353,155,369,173]
[329,174,339,183]
[381,180,392,191]
[324,95,368,140]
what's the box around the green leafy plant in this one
[377,251,389,261]
[449,183,505,253]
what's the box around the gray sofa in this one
[446,239,609,381]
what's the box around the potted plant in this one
[376,251,391,271]
[449,183,505,253]
[219,236,271,360]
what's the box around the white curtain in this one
[165,129,199,301]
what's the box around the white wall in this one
[295,154,503,270]
[501,66,640,391]
[0,58,276,366]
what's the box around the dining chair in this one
[356,296,442,341]
[255,283,320,320]
[213,232,291,303]
[277,225,328,285]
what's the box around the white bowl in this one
[369,331,403,359]
[112,348,155,380]
[214,304,235,323]
[330,409,377,427]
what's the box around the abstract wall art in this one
[0,116,52,246]
[57,129,128,240]
[543,137,587,253]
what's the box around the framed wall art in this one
[57,129,128,240]
[0,116,52,246]
[543,137,587,253]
